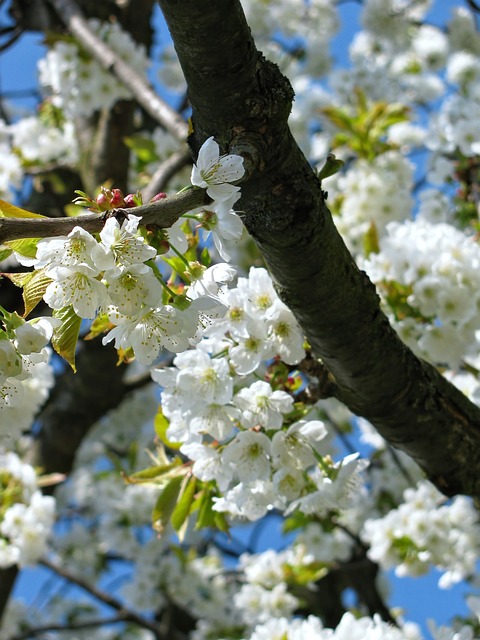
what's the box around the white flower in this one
[0,340,22,378]
[271,419,328,469]
[228,325,275,375]
[238,267,277,318]
[187,263,237,302]
[14,318,57,356]
[207,194,244,261]
[233,380,293,430]
[174,350,233,406]
[191,136,244,202]
[44,265,107,319]
[104,263,163,316]
[181,443,233,490]
[17,226,98,269]
[221,430,272,483]
[265,300,305,364]
[287,453,368,516]
[103,304,198,364]
[92,215,156,270]
[272,467,306,503]
[212,480,275,521]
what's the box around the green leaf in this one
[22,268,52,317]
[0,246,12,261]
[284,560,328,585]
[2,271,33,289]
[152,475,184,536]
[195,485,229,533]
[321,106,355,132]
[6,238,40,259]
[200,246,212,268]
[124,462,181,484]
[64,203,86,218]
[195,488,216,530]
[317,154,345,181]
[51,306,82,371]
[283,511,313,534]
[83,313,112,341]
[123,135,158,163]
[162,255,189,278]
[0,199,45,219]
[154,406,182,450]
[171,475,197,538]
[363,221,380,258]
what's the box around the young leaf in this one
[154,406,182,450]
[317,154,345,182]
[83,313,113,341]
[22,269,52,317]
[6,238,40,259]
[0,246,12,261]
[0,199,45,219]
[152,474,184,536]
[51,306,82,371]
[123,463,181,484]
[171,475,197,537]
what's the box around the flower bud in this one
[149,192,167,203]
[96,192,112,211]
[110,188,125,207]
[124,193,137,208]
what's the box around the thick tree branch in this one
[158,0,480,499]
[0,187,210,243]
[46,0,188,142]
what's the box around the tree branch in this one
[142,149,192,203]
[158,0,480,499]
[9,613,130,640]
[39,557,165,638]
[0,187,209,243]
[46,0,188,142]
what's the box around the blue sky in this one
[0,1,477,637]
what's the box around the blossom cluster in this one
[152,266,367,521]
[10,137,245,368]
[362,480,480,588]
[38,19,149,118]
[363,219,480,368]
[4,2,480,639]
[0,315,55,442]
[0,451,55,568]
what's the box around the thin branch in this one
[46,0,188,142]
[0,187,210,243]
[9,613,130,640]
[39,557,165,637]
[142,149,192,203]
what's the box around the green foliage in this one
[321,89,410,161]
[316,154,345,181]
[51,305,82,371]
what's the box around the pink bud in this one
[110,188,125,207]
[124,193,137,208]
[150,192,168,202]
[96,192,112,211]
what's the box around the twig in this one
[143,149,192,203]
[8,613,130,640]
[39,557,164,637]
[0,187,210,243]
[46,0,188,142]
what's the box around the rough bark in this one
[158,0,480,499]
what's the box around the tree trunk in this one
[157,0,480,500]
